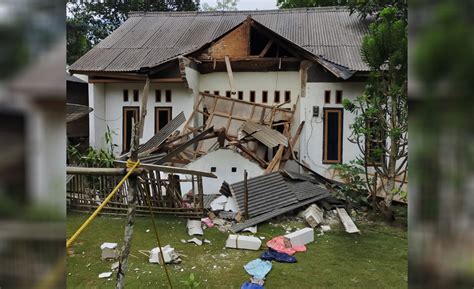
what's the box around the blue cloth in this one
[243,259,272,280]
[241,282,264,289]
[260,248,297,263]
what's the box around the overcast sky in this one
[201,0,279,10]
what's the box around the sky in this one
[201,0,279,10]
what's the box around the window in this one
[165,90,172,102]
[123,89,129,102]
[204,90,210,94]
[226,91,231,98]
[274,91,280,103]
[133,89,139,102]
[285,91,291,102]
[155,90,162,102]
[214,90,220,96]
[122,107,139,152]
[238,91,243,100]
[324,90,331,104]
[155,107,172,133]
[250,91,256,102]
[231,167,237,173]
[210,167,216,172]
[323,108,343,164]
[262,91,268,103]
[336,90,343,104]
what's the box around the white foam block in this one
[100,242,118,260]
[187,219,204,236]
[225,234,261,250]
[284,227,314,246]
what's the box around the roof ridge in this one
[129,6,350,17]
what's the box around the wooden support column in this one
[224,56,235,93]
[197,176,204,216]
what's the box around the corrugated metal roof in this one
[229,172,298,218]
[138,111,186,156]
[70,7,370,73]
[242,121,288,148]
[286,180,330,201]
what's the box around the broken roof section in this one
[242,121,288,148]
[69,8,370,77]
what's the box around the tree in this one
[67,0,200,64]
[343,7,407,217]
[201,0,238,11]
[276,0,407,20]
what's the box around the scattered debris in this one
[336,208,360,234]
[302,204,324,228]
[146,229,150,233]
[224,197,239,212]
[210,195,227,211]
[284,228,314,247]
[203,239,211,244]
[244,259,272,280]
[111,262,119,270]
[98,272,113,279]
[201,217,214,228]
[100,242,118,260]
[187,219,204,236]
[187,238,203,246]
[320,225,331,232]
[242,226,257,234]
[225,235,262,250]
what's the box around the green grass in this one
[67,213,407,289]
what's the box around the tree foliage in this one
[67,0,200,64]
[201,0,238,11]
[343,7,407,212]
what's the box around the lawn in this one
[67,212,407,289]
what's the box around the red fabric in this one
[266,236,306,255]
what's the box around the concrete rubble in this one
[225,234,262,250]
[100,242,118,260]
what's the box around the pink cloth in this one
[201,217,214,228]
[266,236,306,255]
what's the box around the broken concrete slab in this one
[187,238,203,246]
[149,245,175,264]
[284,228,314,247]
[100,242,118,260]
[111,262,119,270]
[210,195,227,211]
[98,272,113,279]
[224,196,239,212]
[242,226,257,233]
[336,208,360,234]
[225,234,262,250]
[302,204,324,228]
[187,219,204,236]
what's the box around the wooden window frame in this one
[155,89,162,102]
[123,89,129,102]
[133,89,139,102]
[335,90,343,104]
[284,90,291,102]
[274,91,280,103]
[322,108,343,164]
[250,91,256,103]
[238,91,243,100]
[324,90,331,104]
[262,91,268,103]
[122,106,139,153]
[154,106,173,134]
[165,90,172,102]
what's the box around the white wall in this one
[299,82,365,177]
[199,71,300,109]
[181,149,264,195]
[90,82,194,154]
[89,83,106,149]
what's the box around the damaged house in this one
[69,7,371,182]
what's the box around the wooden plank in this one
[114,160,217,178]
[336,208,360,234]
[224,56,235,93]
[264,145,284,174]
[66,167,144,176]
[259,39,273,57]
[283,121,305,160]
